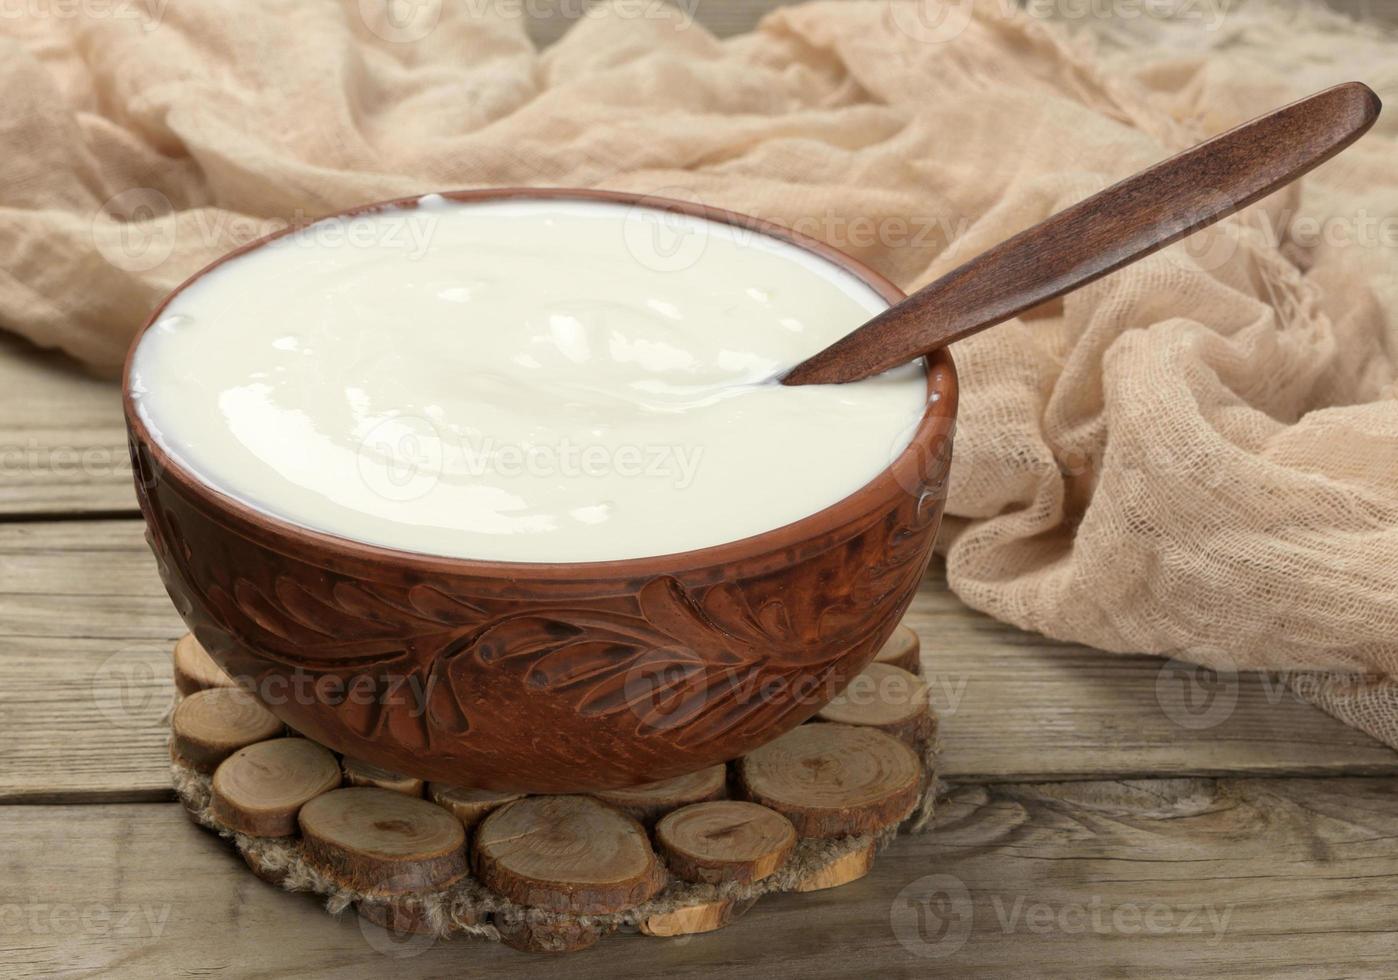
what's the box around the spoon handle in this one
[783,82,1381,386]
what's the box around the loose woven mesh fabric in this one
[5,2,1397,739]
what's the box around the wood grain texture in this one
[0,521,1392,802]
[6,777,1398,976]
[298,788,468,895]
[473,796,665,915]
[814,662,933,745]
[655,800,796,884]
[737,724,923,838]
[171,633,234,696]
[168,688,283,774]
[591,764,728,825]
[427,784,524,831]
[342,758,425,798]
[792,837,877,893]
[2,5,1395,971]
[639,896,757,937]
[906,562,1398,782]
[210,737,342,837]
[0,334,134,517]
[873,625,921,674]
[0,3,1393,976]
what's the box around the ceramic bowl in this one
[123,188,958,792]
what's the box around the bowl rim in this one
[122,187,958,579]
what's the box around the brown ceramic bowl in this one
[123,188,957,792]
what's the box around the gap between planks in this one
[0,519,1393,804]
[3,777,1398,977]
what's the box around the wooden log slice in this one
[172,633,236,695]
[427,783,523,832]
[494,913,608,954]
[793,839,878,892]
[473,796,665,914]
[170,687,283,773]
[873,625,921,674]
[591,764,728,825]
[342,757,424,797]
[640,896,758,937]
[298,787,468,896]
[211,737,342,837]
[655,801,795,885]
[815,663,934,746]
[736,724,922,838]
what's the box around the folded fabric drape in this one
[4,0,1395,745]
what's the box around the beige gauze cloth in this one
[3,1,1397,743]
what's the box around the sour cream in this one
[129,196,926,562]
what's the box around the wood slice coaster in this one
[163,628,940,954]
[170,687,283,773]
[172,633,236,695]
[656,801,796,885]
[873,625,921,674]
[816,663,934,747]
[737,723,923,838]
[428,783,523,831]
[473,796,666,915]
[299,787,469,896]
[590,764,728,825]
[212,738,341,837]
[342,757,424,797]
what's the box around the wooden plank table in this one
[3,3,1395,975]
[5,305,1396,979]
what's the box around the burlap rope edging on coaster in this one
[167,626,940,952]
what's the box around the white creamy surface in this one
[130,197,927,562]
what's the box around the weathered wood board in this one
[1,521,1391,803]
[4,778,1397,977]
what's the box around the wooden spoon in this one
[781,82,1381,386]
